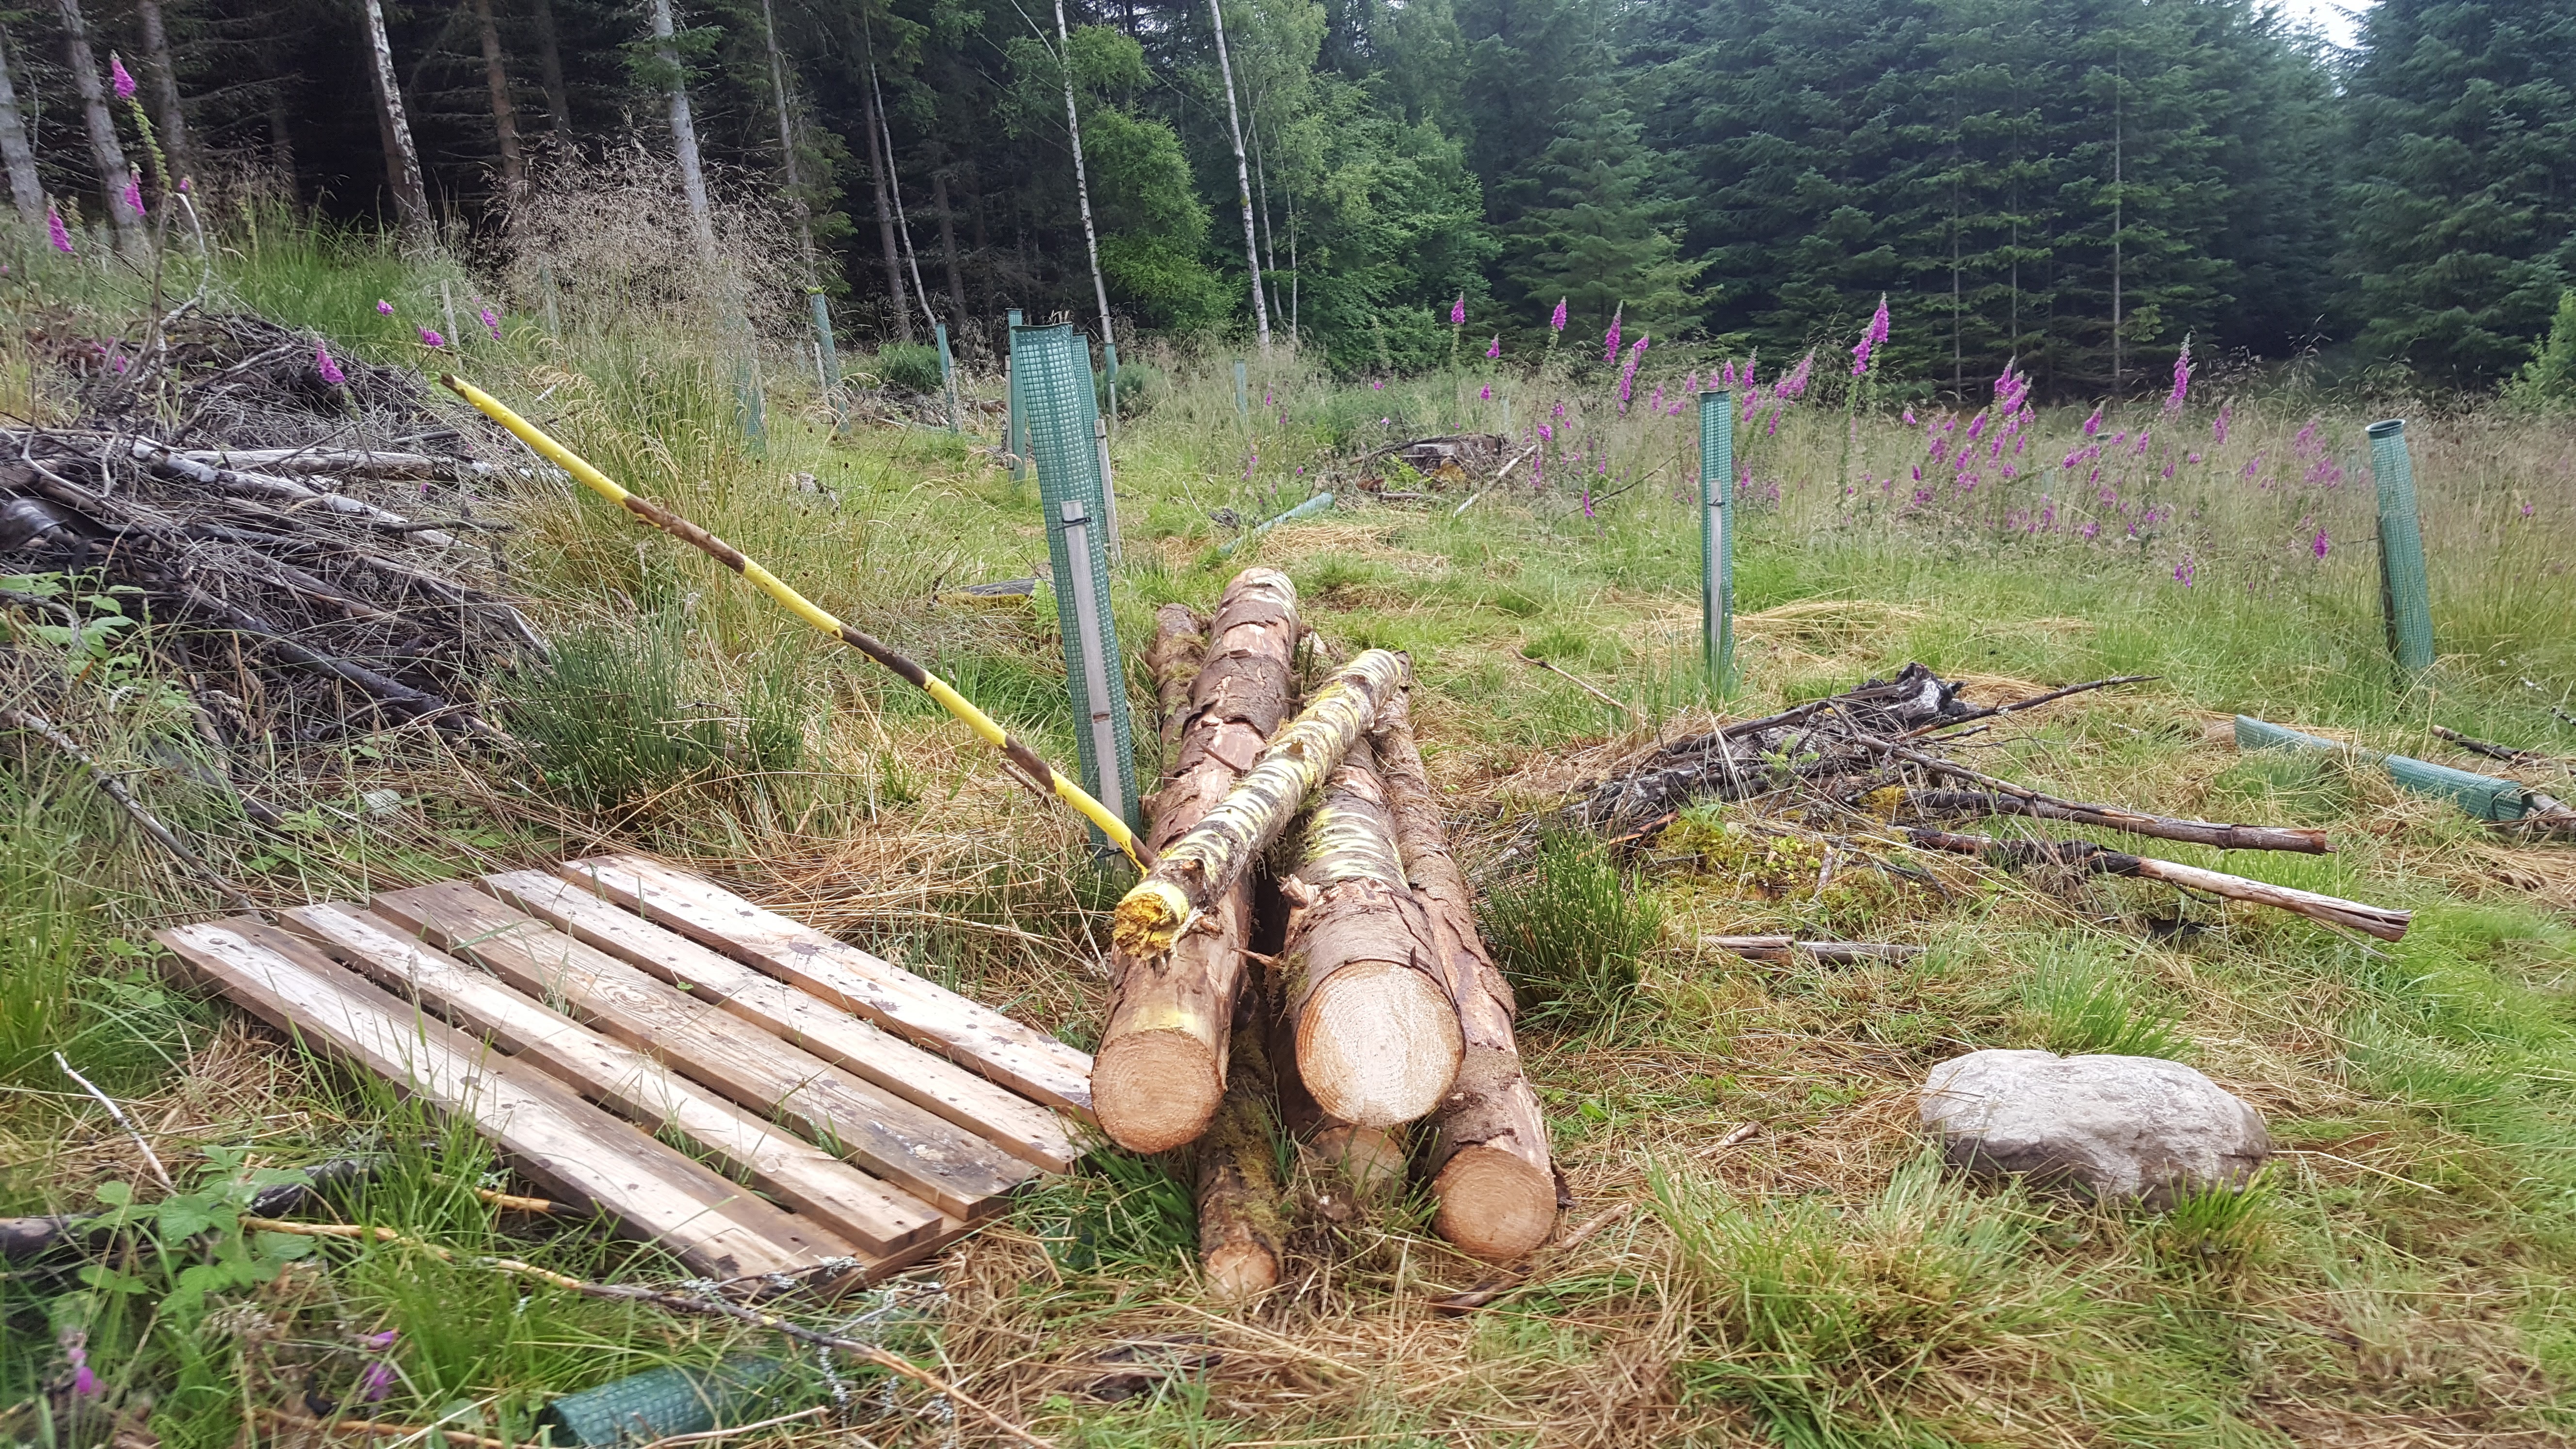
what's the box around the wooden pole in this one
[1095,573,1297,1152]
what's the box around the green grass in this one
[13,213,2576,1445]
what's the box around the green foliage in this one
[2017,945,2187,1059]
[1017,1148,1198,1275]
[873,343,946,395]
[2507,290,2576,408]
[1480,832,1662,1027]
[1497,88,1703,341]
[1098,359,1166,418]
[504,623,805,810]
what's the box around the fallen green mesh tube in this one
[2236,715,2531,821]
[540,1357,784,1446]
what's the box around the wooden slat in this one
[155,918,840,1279]
[483,870,1082,1174]
[369,882,1037,1221]
[284,904,945,1256]
[560,855,1095,1117]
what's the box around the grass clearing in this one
[8,228,2576,1443]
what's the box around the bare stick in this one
[1700,935,1922,965]
[2432,725,2548,766]
[1854,735,2333,854]
[1518,652,1639,723]
[1431,1202,1631,1315]
[3,708,263,916]
[1898,675,2157,740]
[1901,828,2410,941]
[55,1051,178,1192]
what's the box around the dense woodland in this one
[0,0,2570,398]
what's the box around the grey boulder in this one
[1920,1048,2269,1208]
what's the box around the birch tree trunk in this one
[529,0,571,147]
[0,24,41,227]
[1206,0,1268,354]
[359,0,433,251]
[51,0,146,254]
[857,28,911,342]
[131,0,194,185]
[1095,574,1300,1153]
[1371,688,1557,1261]
[646,0,716,260]
[470,0,525,209]
[870,60,937,330]
[1113,647,1411,960]
[1279,737,1462,1129]
[1051,0,1115,356]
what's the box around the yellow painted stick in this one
[441,372,1147,869]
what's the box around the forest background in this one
[1,0,2570,401]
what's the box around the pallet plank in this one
[156,918,839,1279]
[284,904,944,1256]
[483,870,1081,1174]
[369,882,1036,1221]
[560,855,1095,1117]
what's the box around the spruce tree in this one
[1498,83,1700,338]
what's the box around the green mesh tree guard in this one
[1013,321,1140,840]
[2236,715,2531,822]
[540,1358,784,1446]
[1698,389,1736,693]
[2369,418,2435,673]
[1233,359,1249,424]
[809,290,839,400]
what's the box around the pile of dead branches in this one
[1534,663,2410,944]
[3,311,540,747]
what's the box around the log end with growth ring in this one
[1431,1146,1559,1262]
[1091,1029,1225,1154]
[1203,1236,1281,1301]
[1111,878,1193,957]
[1296,962,1465,1128]
[1307,1122,1407,1195]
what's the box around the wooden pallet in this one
[156,854,1093,1283]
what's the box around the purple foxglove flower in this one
[419,327,444,348]
[1722,361,1737,387]
[2310,529,2329,559]
[1450,293,1465,326]
[2213,402,2231,445]
[2522,502,2533,517]
[120,174,144,219]
[1485,334,1499,359]
[2243,456,2262,477]
[1902,407,1917,425]
[2081,521,2100,540]
[67,1341,99,1398]
[1479,384,1492,401]
[1538,422,1553,441]
[481,307,502,340]
[1603,306,1621,363]
[48,202,74,254]
[2165,334,2192,412]
[1684,370,1699,393]
[111,54,136,100]
[316,343,346,386]
[378,300,395,316]
[2082,403,2104,436]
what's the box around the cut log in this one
[1144,603,1209,762]
[1196,990,1284,1300]
[1113,646,1411,960]
[1370,688,1557,1261]
[1281,736,1462,1130]
[1094,570,1299,1152]
[1904,829,2411,941]
[1265,955,1405,1197]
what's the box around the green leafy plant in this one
[2019,950,2187,1059]
[1017,1147,1197,1275]
[1481,831,1663,1028]
[505,623,721,807]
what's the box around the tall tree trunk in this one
[934,165,968,328]
[131,0,193,185]
[1250,111,1279,332]
[871,60,936,330]
[1051,0,1114,355]
[857,26,910,342]
[359,0,433,251]
[51,0,146,254]
[264,83,295,186]
[1207,0,1268,353]
[0,24,42,227]
[646,0,715,260]
[757,0,809,255]
[529,0,570,148]
[471,0,525,210]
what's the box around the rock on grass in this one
[1921,1048,2270,1209]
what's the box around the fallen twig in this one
[3,708,263,915]
[253,1408,517,1449]
[2431,725,2549,766]
[1700,935,1923,965]
[1518,652,1639,722]
[1899,675,2156,739]
[1891,785,2333,854]
[54,1052,178,1192]
[1901,827,2409,941]
[1432,1202,1632,1315]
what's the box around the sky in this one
[2270,0,2368,50]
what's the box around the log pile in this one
[1101,568,1562,1291]
[1,312,535,748]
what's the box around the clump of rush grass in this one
[503,620,805,811]
[2016,941,2188,1059]
[1480,831,1663,1029]
[1015,1147,1198,1277]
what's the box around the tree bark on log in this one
[1095,571,1298,1152]
[1113,646,1410,959]
[1370,688,1556,1261]
[1196,985,1283,1299]
[1143,603,1208,762]
[1281,736,1462,1130]
[1903,829,2410,941]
